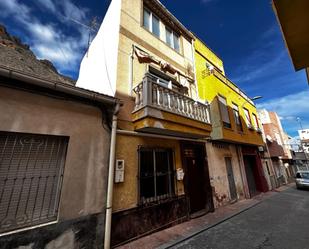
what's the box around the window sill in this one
[139,194,179,208]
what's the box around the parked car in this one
[295,171,309,189]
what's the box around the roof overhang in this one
[0,65,121,107]
[144,0,194,41]
[273,0,309,83]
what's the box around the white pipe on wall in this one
[104,103,120,249]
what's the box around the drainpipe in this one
[104,103,120,249]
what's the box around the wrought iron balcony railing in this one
[133,74,211,124]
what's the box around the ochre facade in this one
[111,0,213,246]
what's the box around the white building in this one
[298,129,309,153]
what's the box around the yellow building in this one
[272,0,309,84]
[77,0,215,246]
[194,38,269,206]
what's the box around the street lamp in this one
[250,96,263,101]
[242,96,263,108]
[296,117,303,130]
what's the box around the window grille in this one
[139,148,175,205]
[0,132,68,234]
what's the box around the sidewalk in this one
[115,184,294,249]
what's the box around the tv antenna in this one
[66,16,99,56]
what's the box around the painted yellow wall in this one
[113,134,185,212]
[194,38,263,146]
[194,38,225,75]
[116,0,198,131]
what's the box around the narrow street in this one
[171,186,309,249]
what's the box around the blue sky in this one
[0,0,308,137]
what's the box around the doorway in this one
[243,155,259,197]
[181,142,213,215]
[225,157,237,202]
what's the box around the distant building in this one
[298,129,309,153]
[258,109,293,184]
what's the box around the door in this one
[225,157,237,201]
[182,143,213,214]
[243,155,258,197]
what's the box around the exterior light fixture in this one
[250,96,263,101]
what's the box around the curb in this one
[158,200,262,249]
[159,185,294,248]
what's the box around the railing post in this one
[142,75,152,106]
[152,83,158,106]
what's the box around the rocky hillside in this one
[0,24,75,85]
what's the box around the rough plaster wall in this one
[206,142,244,208]
[113,134,184,212]
[12,231,75,249]
[0,87,110,221]
[1,214,100,249]
[261,159,272,191]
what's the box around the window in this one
[139,148,174,204]
[148,66,174,89]
[166,28,173,47]
[143,9,151,30]
[218,95,231,128]
[0,132,68,234]
[232,103,243,132]
[244,108,252,127]
[143,8,160,38]
[152,15,160,37]
[143,7,181,52]
[252,113,259,129]
[275,133,283,146]
[165,27,180,52]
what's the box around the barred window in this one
[139,148,174,205]
[0,132,68,234]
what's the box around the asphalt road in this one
[171,186,309,249]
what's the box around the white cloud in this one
[30,23,59,42]
[231,49,286,83]
[257,89,309,134]
[257,90,309,117]
[37,0,56,13]
[0,0,91,75]
[62,1,88,24]
[0,0,30,23]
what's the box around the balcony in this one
[132,74,212,138]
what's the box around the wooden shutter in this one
[0,132,68,234]
[218,96,230,124]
